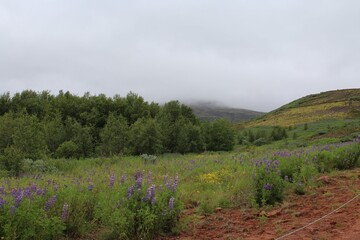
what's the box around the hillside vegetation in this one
[244,89,360,127]
[189,102,264,122]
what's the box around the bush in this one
[55,141,79,159]
[0,146,25,176]
[252,159,285,206]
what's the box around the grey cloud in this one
[0,0,359,111]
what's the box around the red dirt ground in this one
[160,168,360,240]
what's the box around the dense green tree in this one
[124,92,149,125]
[0,146,25,176]
[99,113,129,156]
[12,114,47,160]
[129,118,164,155]
[0,112,16,153]
[0,90,238,161]
[0,92,11,115]
[187,124,205,153]
[43,113,66,154]
[62,118,93,158]
[207,118,236,151]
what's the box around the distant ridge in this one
[244,88,360,127]
[188,102,264,122]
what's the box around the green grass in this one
[0,134,359,239]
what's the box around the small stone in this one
[259,210,267,217]
[317,175,330,184]
[267,209,281,217]
[293,212,303,217]
[215,207,222,212]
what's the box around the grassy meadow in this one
[1,117,360,240]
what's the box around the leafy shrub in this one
[55,141,79,159]
[22,159,58,173]
[0,146,25,176]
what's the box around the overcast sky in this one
[1,0,359,111]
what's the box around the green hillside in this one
[245,89,360,127]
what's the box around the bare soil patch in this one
[160,168,360,240]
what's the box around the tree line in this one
[0,90,235,166]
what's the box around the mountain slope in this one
[189,102,264,122]
[244,89,360,127]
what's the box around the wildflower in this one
[88,184,94,191]
[172,175,179,193]
[121,174,126,185]
[29,183,36,192]
[109,173,115,188]
[14,191,24,208]
[284,175,289,181]
[166,178,172,189]
[61,203,69,221]
[134,170,142,181]
[136,175,143,190]
[0,185,4,194]
[146,185,156,201]
[168,197,175,211]
[45,195,57,211]
[127,186,135,199]
[0,196,5,208]
[263,183,273,191]
[147,171,152,184]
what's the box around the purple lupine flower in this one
[0,185,4,194]
[172,175,179,193]
[109,173,115,188]
[45,195,57,211]
[30,183,37,192]
[284,175,289,181]
[134,170,142,181]
[15,191,24,208]
[0,196,5,208]
[24,188,33,200]
[166,178,172,189]
[88,184,94,191]
[168,197,175,210]
[263,183,273,191]
[61,203,69,221]
[136,176,143,190]
[121,174,126,185]
[146,185,156,201]
[36,187,46,196]
[147,171,152,184]
[127,186,135,199]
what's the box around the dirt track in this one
[161,168,360,240]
